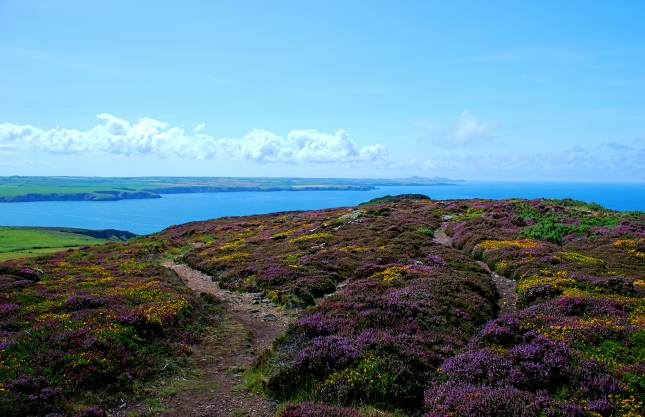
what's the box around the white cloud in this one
[0,114,389,165]
[453,110,496,143]
[418,111,497,147]
[423,160,438,170]
[416,139,644,179]
[231,128,388,164]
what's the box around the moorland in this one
[0,177,457,203]
[0,195,643,417]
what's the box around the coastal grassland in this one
[0,227,108,260]
[0,176,455,202]
[0,184,147,197]
[0,177,159,199]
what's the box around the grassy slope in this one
[0,227,108,260]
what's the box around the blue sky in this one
[0,0,644,181]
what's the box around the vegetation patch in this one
[289,232,332,244]
[1,196,643,416]
[0,240,219,416]
[415,226,434,236]
[0,227,111,261]
[560,251,606,266]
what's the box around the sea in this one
[0,182,642,235]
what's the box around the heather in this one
[263,258,496,408]
[430,198,644,416]
[0,241,219,416]
[0,196,643,416]
[175,197,451,307]
[279,403,366,417]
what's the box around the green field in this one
[0,227,109,260]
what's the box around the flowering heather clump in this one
[260,253,496,408]
[0,239,217,416]
[417,200,645,416]
[423,382,587,417]
[279,402,366,417]
[72,405,107,417]
[179,201,450,306]
[16,268,40,281]
[425,254,447,267]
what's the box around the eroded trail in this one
[475,260,518,315]
[157,262,292,417]
[433,222,517,315]
[432,222,454,247]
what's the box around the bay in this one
[0,181,642,234]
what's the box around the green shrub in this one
[416,226,434,236]
[520,218,577,244]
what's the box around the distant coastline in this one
[0,176,459,203]
[0,190,161,203]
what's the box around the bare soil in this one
[160,262,292,417]
[475,260,518,315]
[432,224,454,247]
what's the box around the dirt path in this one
[163,262,292,417]
[432,223,453,247]
[475,261,518,315]
[433,222,517,315]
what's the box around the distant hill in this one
[0,176,461,202]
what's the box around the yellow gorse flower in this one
[36,312,71,322]
[211,252,250,262]
[289,232,332,243]
[219,239,246,250]
[613,239,644,258]
[477,239,539,250]
[138,296,190,325]
[373,266,407,281]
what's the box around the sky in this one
[0,0,644,181]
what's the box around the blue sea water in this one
[0,182,642,235]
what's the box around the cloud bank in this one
[0,114,389,165]
[417,139,645,179]
[418,110,497,147]
[454,111,496,143]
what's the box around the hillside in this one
[0,176,458,203]
[0,227,135,261]
[0,196,643,416]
